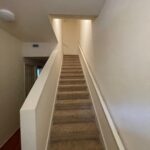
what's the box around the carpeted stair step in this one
[51,122,99,142]
[53,109,95,124]
[57,91,89,100]
[63,55,79,57]
[63,58,80,62]
[60,74,84,79]
[61,73,84,76]
[59,79,86,85]
[49,55,104,150]
[63,60,80,64]
[58,85,87,92]
[50,139,103,150]
[62,66,82,70]
[63,63,81,66]
[55,99,92,110]
[63,57,79,59]
[61,69,83,74]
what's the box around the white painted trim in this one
[79,45,125,150]
[0,127,19,148]
[45,52,63,150]
[79,51,108,150]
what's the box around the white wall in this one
[0,29,24,147]
[62,19,79,55]
[79,0,150,149]
[22,42,56,57]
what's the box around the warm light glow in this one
[52,18,62,41]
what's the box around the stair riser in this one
[57,93,89,100]
[53,117,95,124]
[50,140,103,150]
[51,134,99,142]
[61,73,83,76]
[62,65,81,68]
[63,63,81,65]
[63,59,80,61]
[64,55,79,57]
[63,58,79,60]
[63,61,80,63]
[59,80,86,85]
[58,86,87,92]
[63,59,80,63]
[62,67,82,70]
[64,57,79,59]
[55,105,92,110]
[60,76,84,79]
[63,55,79,58]
[63,62,80,65]
[61,70,83,74]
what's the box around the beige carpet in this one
[49,55,105,150]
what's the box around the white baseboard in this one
[78,45,125,150]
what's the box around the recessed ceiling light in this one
[0,9,15,22]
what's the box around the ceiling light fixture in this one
[0,9,15,22]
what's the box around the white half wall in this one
[0,29,24,147]
[20,18,62,150]
[79,0,150,149]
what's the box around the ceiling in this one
[0,0,104,42]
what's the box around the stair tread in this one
[57,91,89,98]
[58,85,87,92]
[58,91,89,94]
[54,109,94,116]
[61,73,83,75]
[59,79,86,85]
[61,70,83,73]
[55,100,92,110]
[51,122,99,141]
[53,109,95,124]
[56,99,91,103]
[63,63,81,65]
[61,73,84,76]
[57,91,89,100]
[60,74,84,79]
[60,79,85,81]
[59,84,87,87]
[50,139,103,150]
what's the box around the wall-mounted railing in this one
[20,47,63,150]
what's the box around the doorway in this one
[24,57,48,97]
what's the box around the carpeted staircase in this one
[49,55,104,150]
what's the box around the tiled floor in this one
[1,130,21,150]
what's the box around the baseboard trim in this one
[0,128,19,148]
[79,45,125,150]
